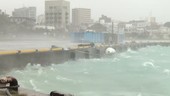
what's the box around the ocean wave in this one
[120,53,132,58]
[77,91,166,96]
[2,46,170,96]
[112,58,120,62]
[55,76,73,82]
[25,63,43,70]
[37,68,43,76]
[142,62,159,69]
[29,79,40,91]
[127,48,138,54]
[163,69,170,75]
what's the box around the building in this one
[10,17,36,28]
[148,17,156,23]
[12,7,36,20]
[45,0,70,29]
[72,8,91,26]
[99,15,112,24]
[12,7,36,27]
[125,20,149,33]
[36,14,45,25]
[0,10,8,16]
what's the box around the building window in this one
[58,21,61,24]
[58,12,62,15]
[49,6,52,9]
[54,19,57,23]
[63,6,67,9]
[65,16,68,19]
[65,12,69,15]
[58,16,62,19]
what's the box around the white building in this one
[12,7,36,20]
[160,26,170,33]
[125,20,149,33]
[72,8,91,26]
[11,7,36,27]
[45,0,70,29]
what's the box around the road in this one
[0,39,170,51]
[0,40,76,51]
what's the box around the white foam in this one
[120,53,132,58]
[112,58,120,62]
[127,48,137,54]
[44,80,48,84]
[55,76,73,82]
[78,92,100,96]
[143,62,159,69]
[163,69,170,75]
[50,67,55,71]
[137,93,142,96]
[14,70,23,74]
[29,79,40,91]
[83,71,89,74]
[37,68,43,76]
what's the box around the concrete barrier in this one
[37,48,51,52]
[19,49,37,54]
[51,48,63,51]
[0,50,18,55]
[1,41,170,71]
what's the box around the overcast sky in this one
[0,0,169,23]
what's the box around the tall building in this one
[12,7,36,20]
[72,8,91,26]
[45,0,70,29]
[148,17,156,23]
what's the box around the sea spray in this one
[2,46,170,96]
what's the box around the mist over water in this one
[0,33,76,50]
[1,46,170,96]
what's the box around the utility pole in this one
[111,21,114,44]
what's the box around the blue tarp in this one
[70,31,125,44]
[70,32,104,43]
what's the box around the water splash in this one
[29,79,40,91]
[2,46,170,96]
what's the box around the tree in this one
[164,22,170,28]
[88,23,107,32]
[0,13,11,32]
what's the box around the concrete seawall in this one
[0,45,106,71]
[1,41,170,71]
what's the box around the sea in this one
[1,45,170,96]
